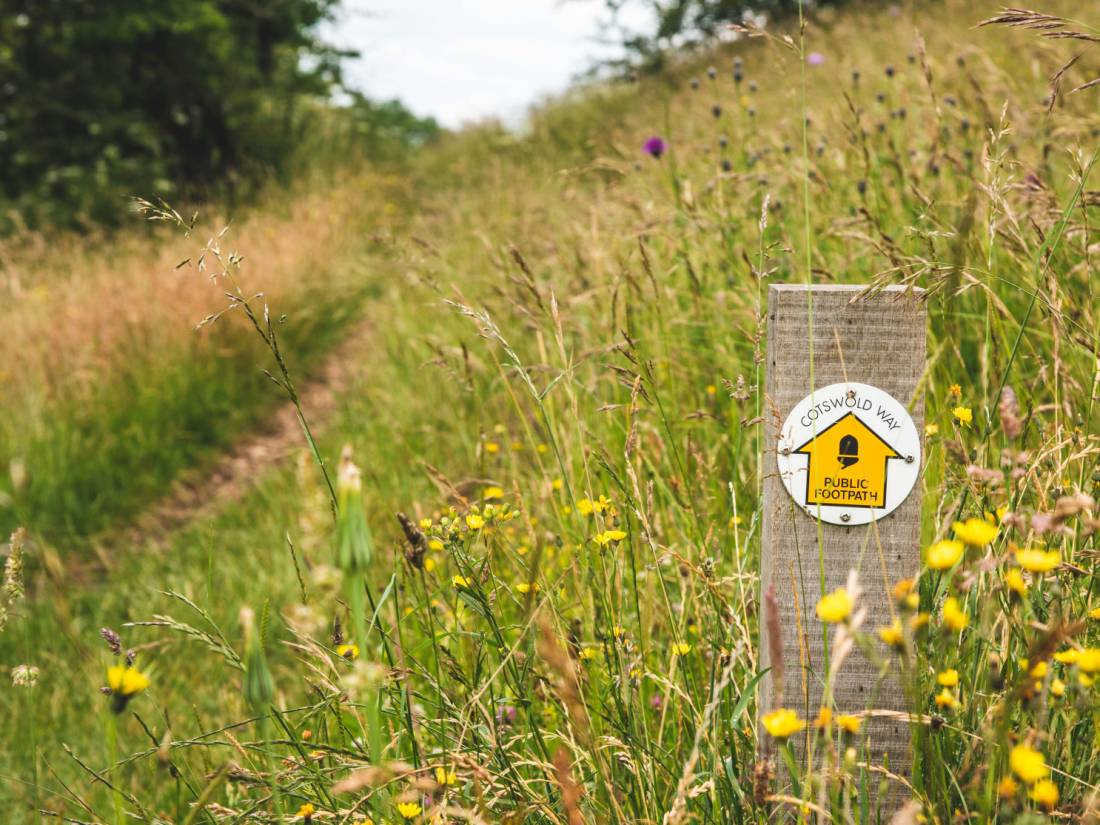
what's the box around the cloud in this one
[326,0,650,127]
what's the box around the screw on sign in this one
[776,382,920,526]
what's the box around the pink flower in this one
[807,52,825,66]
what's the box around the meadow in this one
[2,1,1099,823]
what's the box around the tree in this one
[598,0,841,68]
[0,0,434,230]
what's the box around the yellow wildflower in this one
[762,708,806,739]
[1029,779,1058,810]
[942,597,969,632]
[1051,677,1066,698]
[515,582,538,595]
[107,665,149,698]
[952,406,972,426]
[878,619,905,649]
[465,513,485,530]
[1009,743,1048,783]
[892,578,914,601]
[812,708,861,737]
[815,588,853,624]
[1054,649,1079,665]
[396,801,423,820]
[452,575,470,588]
[1029,661,1048,679]
[836,714,861,734]
[579,646,598,661]
[336,644,359,660]
[997,776,1019,798]
[592,530,627,546]
[107,665,149,697]
[934,688,959,709]
[418,517,433,530]
[925,539,965,570]
[577,498,595,516]
[484,441,500,454]
[910,612,931,631]
[1077,648,1100,673]
[671,642,693,657]
[1090,607,1100,621]
[423,557,436,573]
[937,669,959,687]
[435,766,458,786]
[106,664,150,714]
[949,383,962,397]
[296,803,316,820]
[482,486,504,500]
[925,423,939,436]
[428,538,444,552]
[1015,548,1061,574]
[952,518,998,546]
[1004,568,1028,597]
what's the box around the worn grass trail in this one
[116,320,376,555]
[0,171,412,545]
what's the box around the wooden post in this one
[759,284,926,800]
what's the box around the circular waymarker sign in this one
[776,381,920,526]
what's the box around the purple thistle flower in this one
[496,704,517,725]
[807,52,825,66]
[643,136,667,159]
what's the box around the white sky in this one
[326,1,651,128]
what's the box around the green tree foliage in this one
[601,0,841,67]
[0,1,438,230]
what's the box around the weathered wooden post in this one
[759,284,926,803]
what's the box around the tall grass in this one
[2,1,1099,823]
[0,172,412,541]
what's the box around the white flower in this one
[12,664,39,688]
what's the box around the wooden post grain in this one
[759,284,926,799]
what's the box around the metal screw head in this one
[905,455,915,464]
[781,447,791,456]
[846,389,856,399]
[840,513,851,523]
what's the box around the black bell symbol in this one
[838,434,859,468]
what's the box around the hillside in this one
[2,1,1099,823]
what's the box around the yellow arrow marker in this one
[792,412,900,509]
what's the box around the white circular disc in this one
[776,381,920,526]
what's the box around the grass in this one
[0,170,413,541]
[2,0,1100,822]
